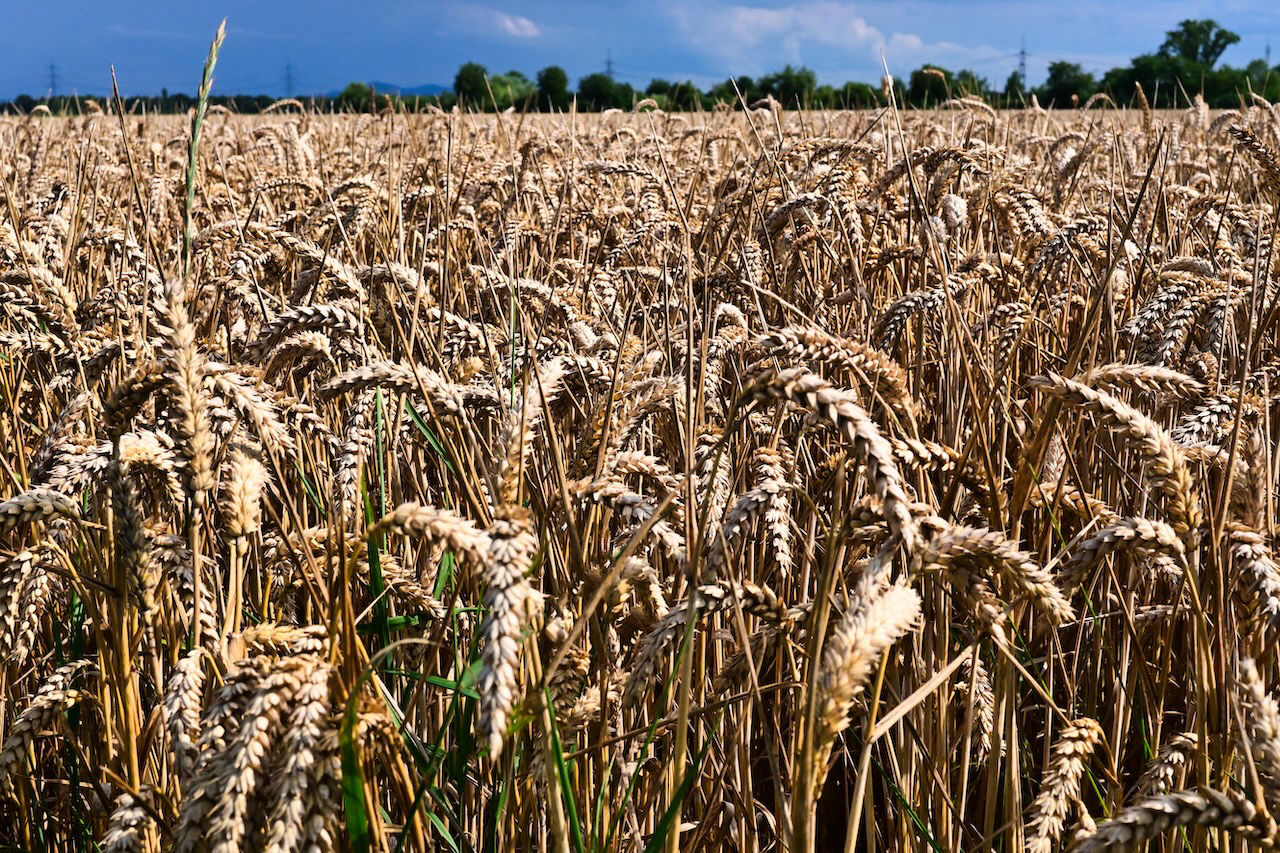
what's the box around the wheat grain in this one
[1025,717,1104,853]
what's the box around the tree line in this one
[445,20,1274,112]
[3,19,1277,115]
[1,92,287,116]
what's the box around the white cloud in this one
[687,2,884,54]
[495,12,539,38]
[666,1,1009,79]
[442,5,541,40]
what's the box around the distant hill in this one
[326,81,449,97]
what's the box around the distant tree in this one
[1040,62,1096,107]
[646,79,701,110]
[453,62,489,105]
[907,66,951,107]
[577,73,614,109]
[489,70,534,110]
[336,82,373,112]
[758,65,817,107]
[537,66,570,110]
[953,69,989,98]
[1003,70,1025,104]
[837,81,879,108]
[1102,19,1251,110]
[1159,19,1239,69]
[1246,58,1271,89]
[1206,65,1251,105]
[578,73,625,109]
[1246,59,1280,100]
[615,82,636,108]
[1102,54,1170,107]
[706,76,757,106]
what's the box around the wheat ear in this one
[1030,372,1201,540]
[1025,717,1104,853]
[1073,787,1274,851]
[746,367,918,551]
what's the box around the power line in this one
[1019,38,1027,83]
[47,63,58,98]
[605,51,614,80]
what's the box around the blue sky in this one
[1,0,1278,98]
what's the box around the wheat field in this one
[4,91,1280,852]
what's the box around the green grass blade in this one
[407,400,457,475]
[294,461,327,517]
[182,19,225,279]
[873,755,944,853]
[341,699,372,853]
[361,475,391,652]
[433,550,456,598]
[642,723,717,853]
[544,691,586,853]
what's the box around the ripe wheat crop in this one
[5,88,1280,852]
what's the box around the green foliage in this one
[1097,19,1246,108]
[646,79,703,110]
[1159,18,1239,69]
[1040,61,1096,107]
[954,69,989,98]
[337,82,373,112]
[488,71,534,110]
[536,65,570,111]
[453,62,488,105]
[577,73,633,110]
[705,76,757,106]
[1101,55,1168,106]
[1003,71,1026,105]
[908,66,951,107]
[1102,56,1256,109]
[833,81,880,108]
[758,65,818,107]
[1248,60,1280,101]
